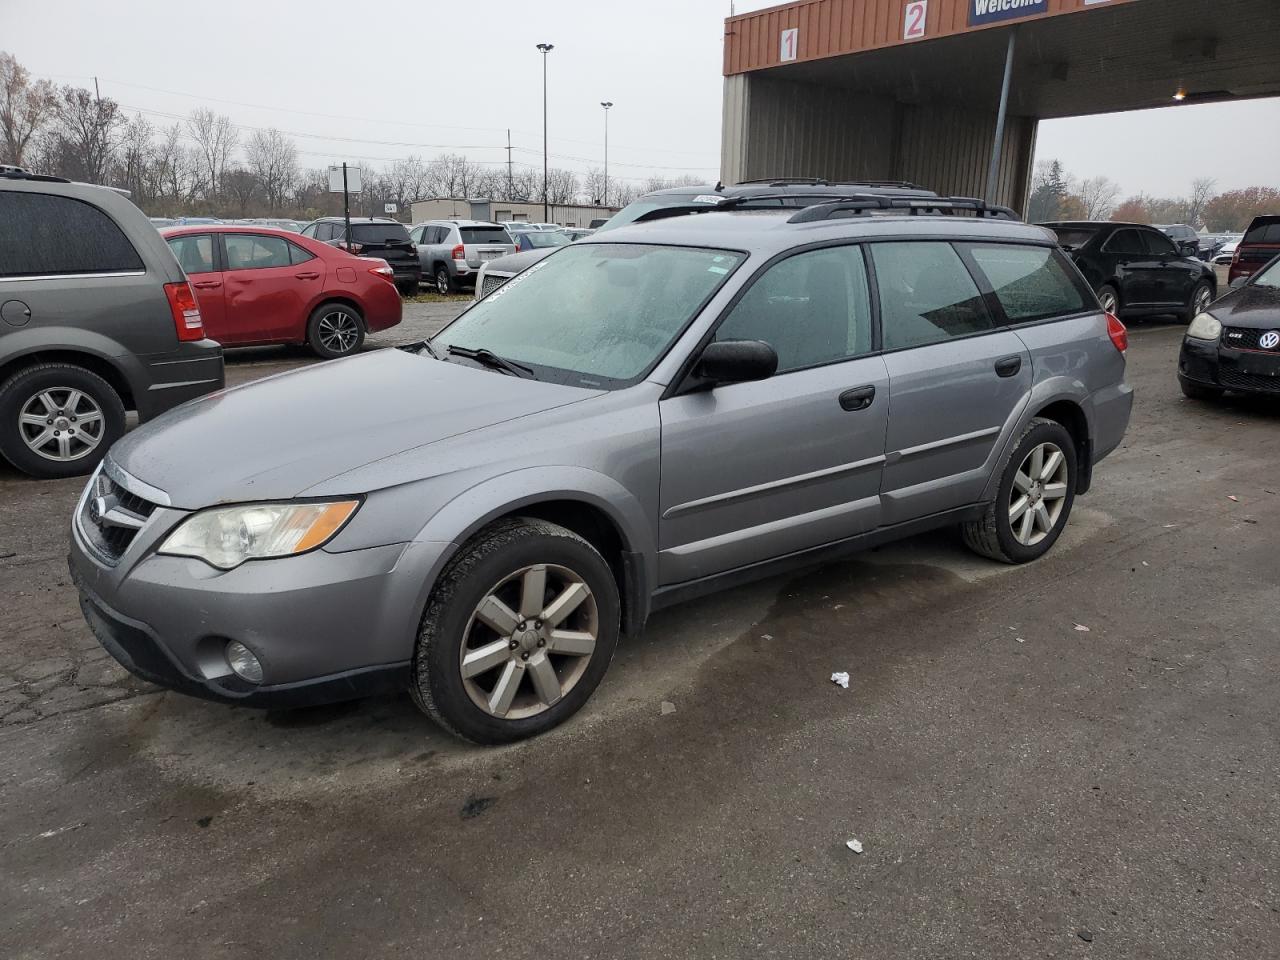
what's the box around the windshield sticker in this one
[707,266,729,275]
[691,195,723,205]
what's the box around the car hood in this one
[109,349,601,508]
[1210,283,1280,328]
[485,247,557,275]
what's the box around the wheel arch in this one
[1030,398,1093,495]
[0,348,135,411]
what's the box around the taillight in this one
[369,264,395,284]
[346,241,364,255]
[451,243,465,261]
[164,281,204,341]
[1106,312,1127,354]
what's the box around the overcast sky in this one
[3,0,1277,198]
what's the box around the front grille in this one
[480,273,509,299]
[1219,368,1280,393]
[78,468,158,565]
[1222,327,1280,352]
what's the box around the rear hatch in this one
[1233,217,1280,278]
[350,222,418,272]
[460,225,515,268]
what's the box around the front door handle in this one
[994,356,1022,378]
[192,280,222,289]
[838,385,876,411]
[295,271,320,280]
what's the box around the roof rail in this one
[787,195,1020,223]
[0,169,71,184]
[735,177,830,186]
[629,192,812,224]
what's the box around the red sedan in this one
[160,225,402,359]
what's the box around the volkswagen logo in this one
[1260,330,1280,350]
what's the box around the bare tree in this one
[545,167,580,205]
[1186,177,1217,227]
[53,86,123,185]
[427,153,485,198]
[0,52,56,167]
[582,167,607,205]
[246,127,297,212]
[380,155,429,212]
[186,108,238,202]
[221,166,259,214]
[1077,175,1121,220]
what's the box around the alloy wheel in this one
[436,270,450,296]
[1099,290,1118,313]
[459,563,599,720]
[1009,442,1069,546]
[18,388,105,462]
[317,310,360,354]
[1194,285,1212,315]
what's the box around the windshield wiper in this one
[446,345,535,378]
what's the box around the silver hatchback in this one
[71,201,1133,743]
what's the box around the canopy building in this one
[721,0,1280,213]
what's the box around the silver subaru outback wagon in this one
[69,201,1133,744]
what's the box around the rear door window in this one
[1142,230,1177,256]
[166,234,216,275]
[223,234,293,270]
[1103,229,1145,255]
[871,242,993,350]
[965,244,1089,323]
[0,192,144,278]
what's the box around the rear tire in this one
[306,302,365,359]
[410,518,620,745]
[396,279,417,297]
[1180,378,1222,402]
[0,363,126,479]
[962,418,1078,565]
[434,266,455,296]
[1097,284,1120,316]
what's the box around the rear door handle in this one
[192,280,222,289]
[295,272,320,280]
[838,385,876,411]
[994,356,1022,378]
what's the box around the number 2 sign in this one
[780,27,798,62]
[904,0,928,40]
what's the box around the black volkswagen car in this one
[1042,221,1216,322]
[1179,254,1280,401]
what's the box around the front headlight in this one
[1187,312,1222,341]
[159,500,359,570]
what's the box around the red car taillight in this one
[164,281,204,341]
[451,243,465,261]
[369,264,396,284]
[1106,312,1128,354]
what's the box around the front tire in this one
[306,302,365,359]
[962,418,1078,564]
[1185,281,1213,323]
[411,518,620,744]
[0,363,126,479]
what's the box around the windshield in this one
[432,243,744,387]
[351,222,410,243]
[1050,227,1100,250]
[521,230,571,248]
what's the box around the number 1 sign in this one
[780,27,798,62]
[904,0,928,40]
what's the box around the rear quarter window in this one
[0,191,144,278]
[965,244,1090,322]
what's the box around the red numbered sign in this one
[780,27,798,62]
[904,0,928,40]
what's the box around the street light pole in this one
[600,101,613,209]
[536,43,554,222]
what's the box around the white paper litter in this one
[831,671,850,689]
[660,701,676,716]
[1016,637,1026,644]
[761,634,773,641]
[1074,623,1091,632]
[846,838,863,854]
[1228,495,1240,502]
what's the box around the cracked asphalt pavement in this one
[1,309,1278,959]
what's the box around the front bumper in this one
[135,338,225,421]
[1179,336,1280,395]
[69,488,454,708]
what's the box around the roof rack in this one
[631,192,842,224]
[787,195,1020,223]
[733,177,929,191]
[735,177,831,186]
[0,168,71,184]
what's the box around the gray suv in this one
[70,200,1132,744]
[409,220,515,294]
[0,171,224,479]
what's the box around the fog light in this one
[225,641,263,684]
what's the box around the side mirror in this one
[1230,276,1249,290]
[694,339,778,386]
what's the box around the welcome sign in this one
[969,0,1048,26]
